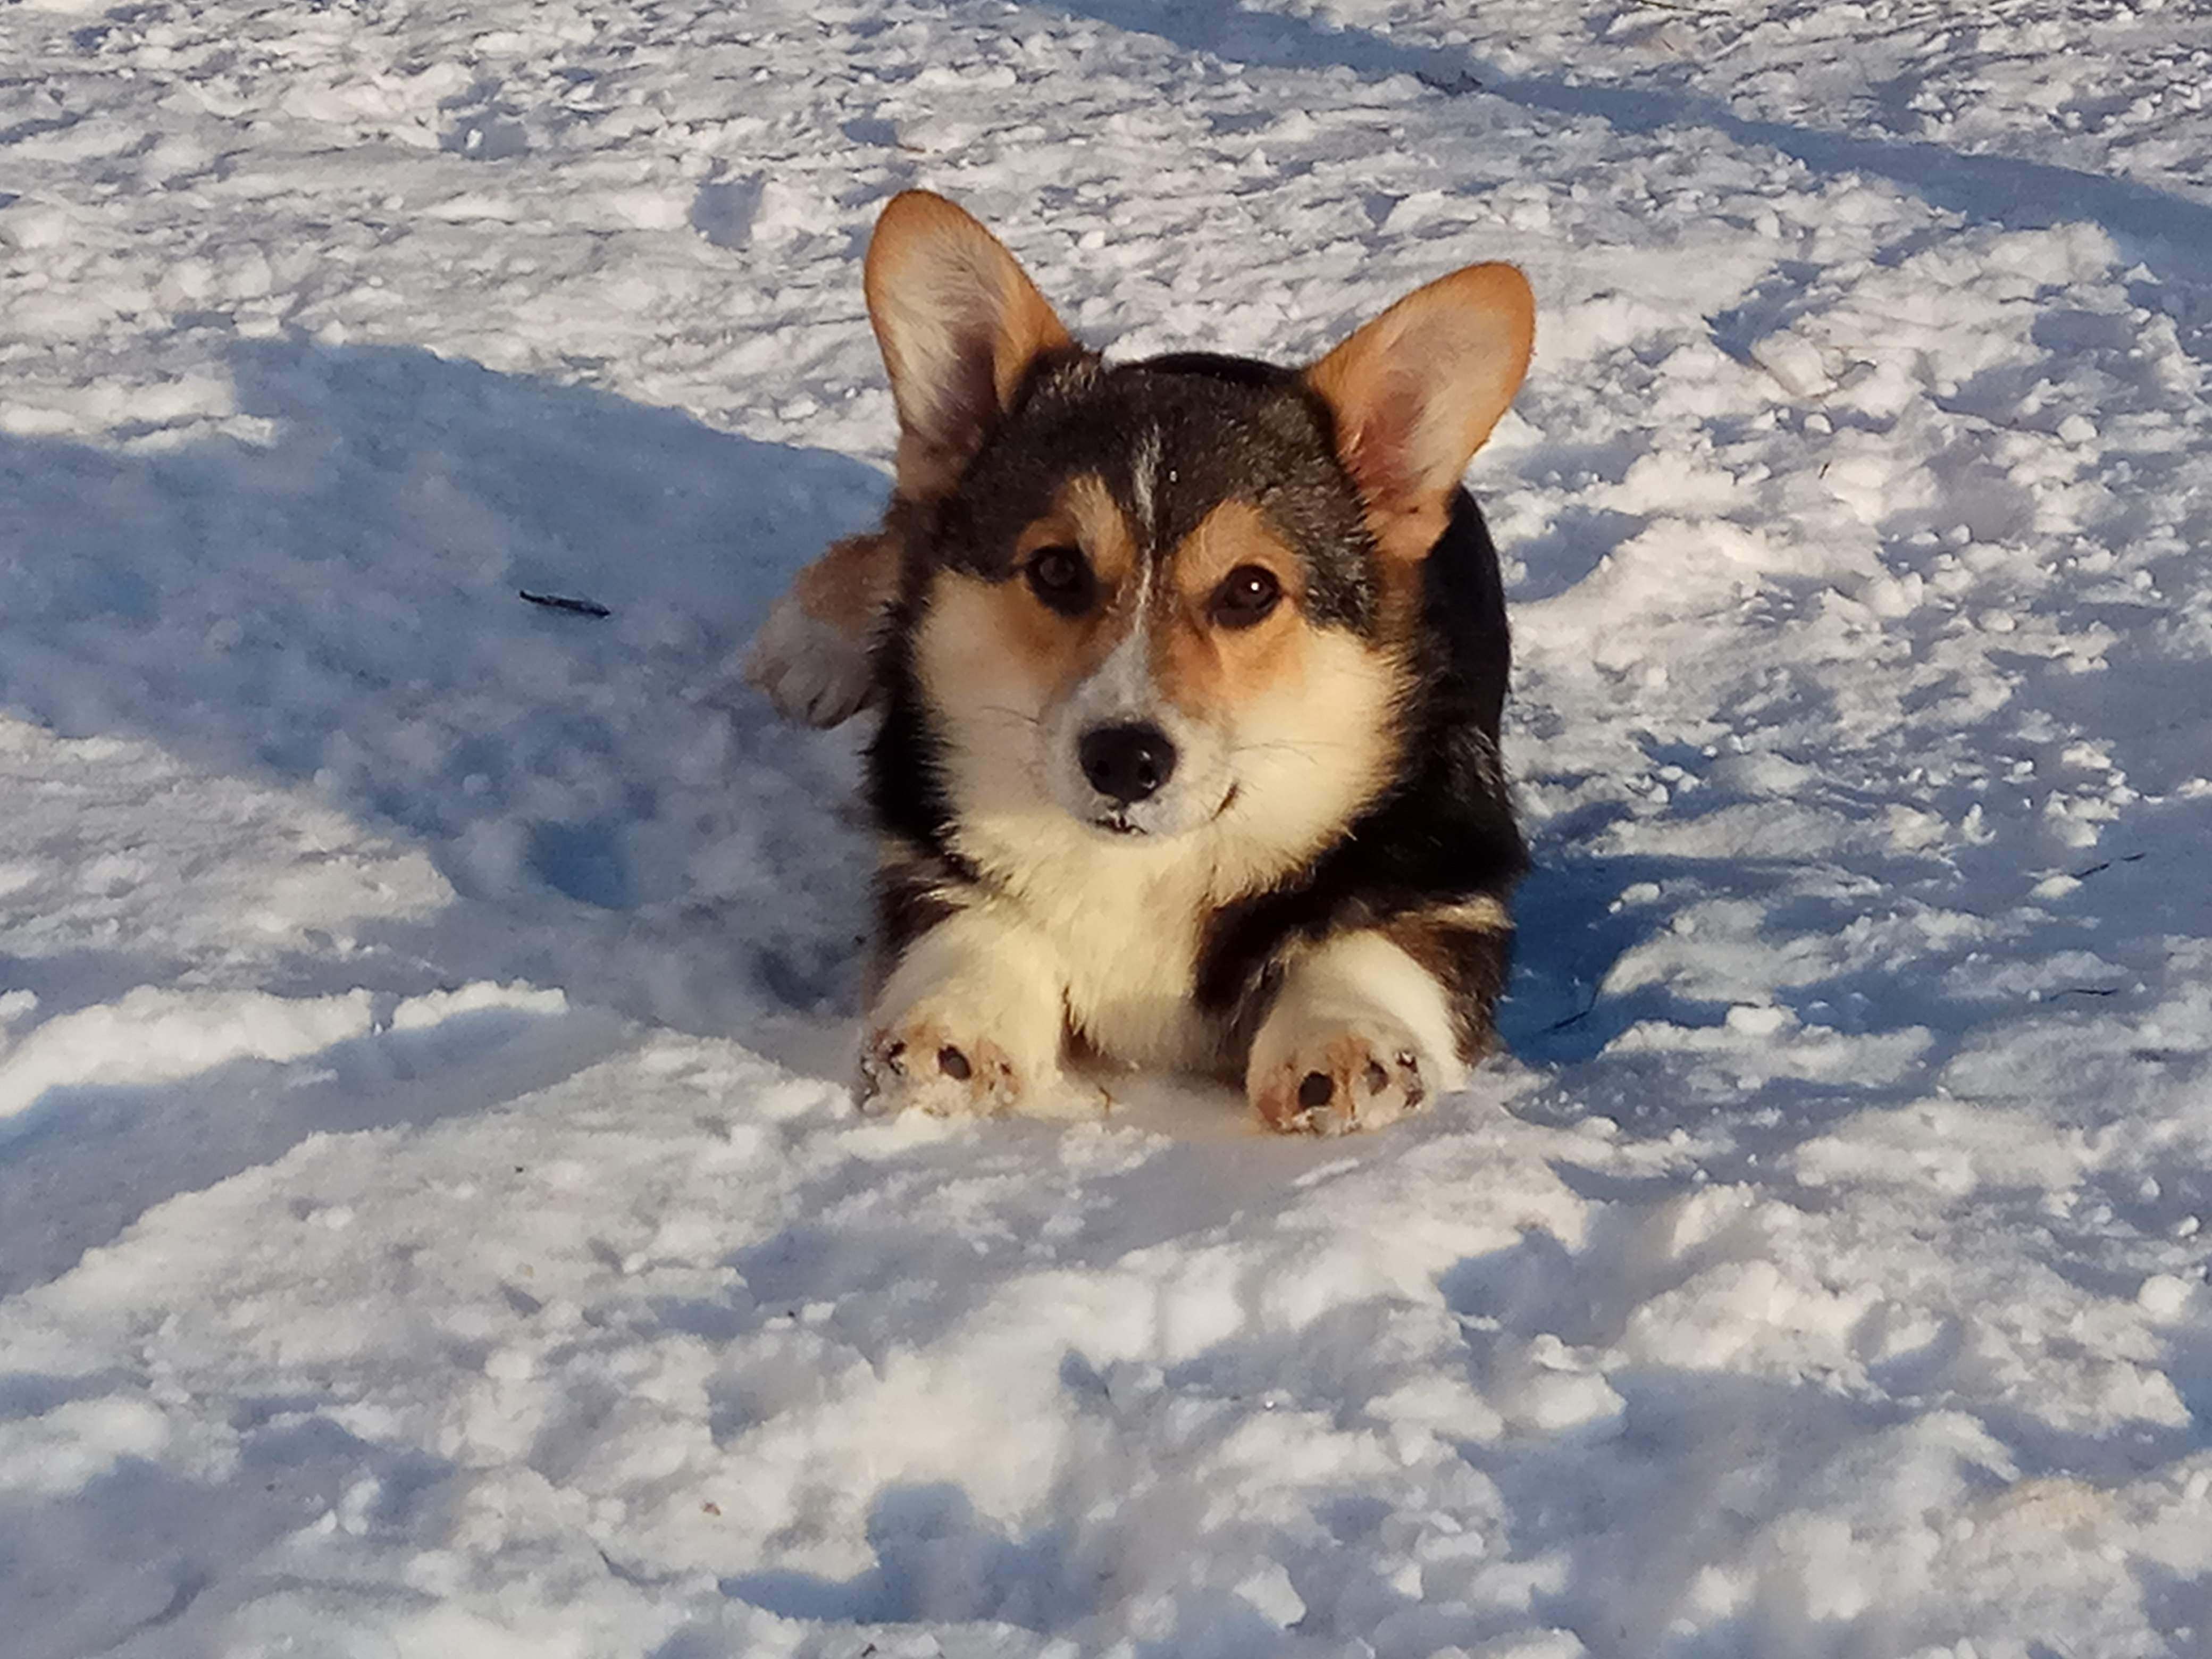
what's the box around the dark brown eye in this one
[1210,565,1281,629]
[1025,545,1095,616]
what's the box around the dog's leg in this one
[860,907,1068,1117]
[1246,904,1510,1134]
[745,528,901,727]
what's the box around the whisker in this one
[1230,743,1345,767]
[1233,736,1363,754]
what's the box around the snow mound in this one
[4,0,2211,1653]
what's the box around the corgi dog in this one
[747,191,1533,1133]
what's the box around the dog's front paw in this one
[744,592,877,728]
[1248,1019,1433,1136]
[858,1013,1032,1118]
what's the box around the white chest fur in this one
[952,812,1229,1074]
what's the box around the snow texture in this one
[3,0,2211,1654]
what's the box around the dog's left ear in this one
[1307,263,1534,559]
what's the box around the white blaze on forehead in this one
[1071,439,1162,724]
[1127,422,1163,551]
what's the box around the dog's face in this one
[867,193,1533,892]
[912,359,1405,872]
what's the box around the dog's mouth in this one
[1085,784,1239,840]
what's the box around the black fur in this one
[875,853,963,966]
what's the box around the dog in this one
[747,191,1532,1133]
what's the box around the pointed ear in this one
[863,190,1075,500]
[1306,263,1534,557]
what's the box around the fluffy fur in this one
[747,191,1535,1134]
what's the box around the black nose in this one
[1078,722,1178,805]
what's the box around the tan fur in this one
[916,567,1106,735]
[1027,472,1139,592]
[744,523,903,726]
[1195,625,1407,896]
[791,528,901,639]
[1421,893,1513,935]
[1165,498,1300,600]
[1155,499,1309,722]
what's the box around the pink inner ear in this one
[1311,261,1535,526]
[933,320,1004,451]
[1349,375,1429,511]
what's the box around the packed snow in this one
[3,0,2210,1654]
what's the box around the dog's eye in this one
[1210,565,1281,629]
[1025,546,1095,616]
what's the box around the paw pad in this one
[857,1023,1024,1117]
[1255,1035,1431,1135]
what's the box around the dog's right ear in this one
[865,191,1074,501]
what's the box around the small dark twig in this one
[2052,985,2122,999]
[1541,990,1601,1035]
[519,589,611,618]
[2070,852,2145,880]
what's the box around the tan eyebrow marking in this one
[1016,471,1139,593]
[1168,498,1304,608]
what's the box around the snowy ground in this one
[4,0,2211,1653]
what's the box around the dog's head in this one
[870,191,1532,891]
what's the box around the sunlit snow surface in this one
[3,0,2211,1653]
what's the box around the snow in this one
[3,0,2210,1654]
[0,985,376,1125]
